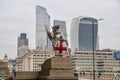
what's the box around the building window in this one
[44,55,46,57]
[48,55,50,57]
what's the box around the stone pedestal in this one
[14,72,39,80]
[38,56,77,80]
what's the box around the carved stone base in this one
[38,56,77,80]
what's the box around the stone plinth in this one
[38,56,77,80]
[14,72,39,80]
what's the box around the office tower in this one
[70,16,99,51]
[36,5,51,50]
[54,20,67,40]
[18,33,28,48]
[17,33,28,58]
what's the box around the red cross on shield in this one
[54,39,67,54]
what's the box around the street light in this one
[92,18,103,80]
[87,18,103,80]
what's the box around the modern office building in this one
[17,45,29,58]
[36,5,51,50]
[18,33,28,48]
[71,50,120,80]
[70,16,99,51]
[17,33,29,58]
[54,20,67,40]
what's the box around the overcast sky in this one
[0,0,120,59]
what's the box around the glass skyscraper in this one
[70,16,99,50]
[54,20,67,40]
[36,5,51,50]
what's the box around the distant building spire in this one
[3,54,8,62]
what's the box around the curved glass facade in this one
[70,16,99,51]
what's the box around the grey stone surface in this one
[42,56,72,70]
[14,72,39,80]
[39,56,77,80]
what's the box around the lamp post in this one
[92,20,95,80]
[87,18,103,80]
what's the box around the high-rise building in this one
[70,16,99,51]
[54,20,67,40]
[18,33,28,48]
[17,45,29,58]
[17,33,29,58]
[36,5,51,50]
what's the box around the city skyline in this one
[0,0,120,58]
